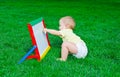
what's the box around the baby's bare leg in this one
[60,42,78,61]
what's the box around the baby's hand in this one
[43,28,47,34]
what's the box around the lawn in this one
[0,0,120,77]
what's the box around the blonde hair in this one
[59,16,75,29]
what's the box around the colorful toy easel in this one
[18,17,50,64]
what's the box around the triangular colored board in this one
[27,17,50,61]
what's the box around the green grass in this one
[0,0,120,77]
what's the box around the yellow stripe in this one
[41,46,51,60]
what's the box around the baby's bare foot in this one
[56,58,66,61]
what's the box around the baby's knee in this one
[61,42,69,48]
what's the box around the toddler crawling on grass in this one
[44,16,88,61]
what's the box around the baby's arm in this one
[44,28,61,36]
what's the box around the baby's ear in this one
[66,24,72,29]
[66,24,69,27]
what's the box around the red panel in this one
[27,24,40,61]
[28,24,36,45]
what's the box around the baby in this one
[44,16,88,61]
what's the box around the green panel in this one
[30,17,43,26]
